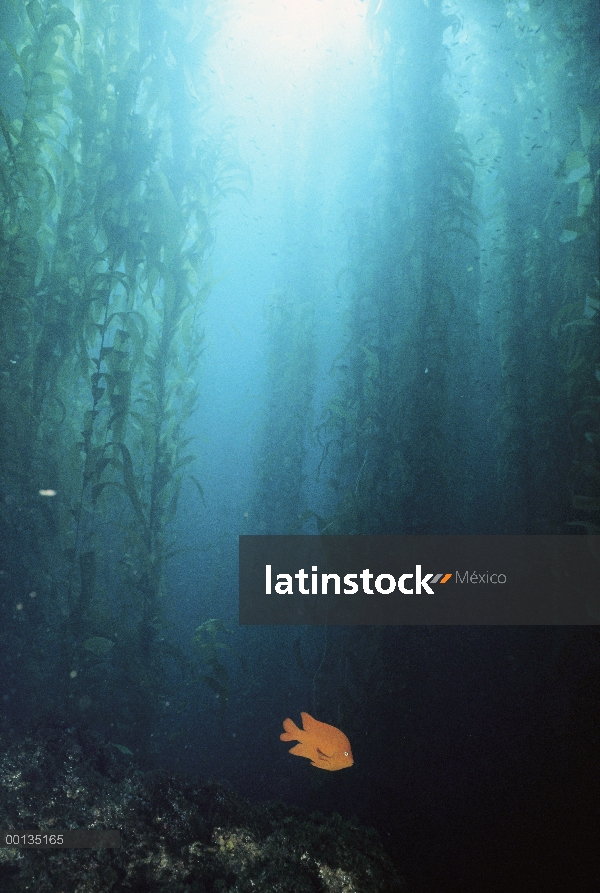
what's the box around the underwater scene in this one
[0,0,599,890]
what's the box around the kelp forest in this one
[0,0,598,887]
[0,0,242,740]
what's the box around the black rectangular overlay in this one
[239,535,600,625]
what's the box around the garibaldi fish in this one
[280,712,353,771]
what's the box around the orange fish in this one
[280,712,354,771]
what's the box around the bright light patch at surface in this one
[224,0,366,66]
[203,0,376,232]
[246,0,367,72]
[207,0,370,114]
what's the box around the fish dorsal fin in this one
[300,712,320,732]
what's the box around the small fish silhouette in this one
[280,712,353,771]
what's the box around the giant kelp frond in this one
[0,0,239,742]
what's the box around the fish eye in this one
[344,751,349,756]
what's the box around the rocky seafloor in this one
[0,726,407,892]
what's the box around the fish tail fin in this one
[280,717,301,741]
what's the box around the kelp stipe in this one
[192,619,251,730]
[249,289,317,535]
